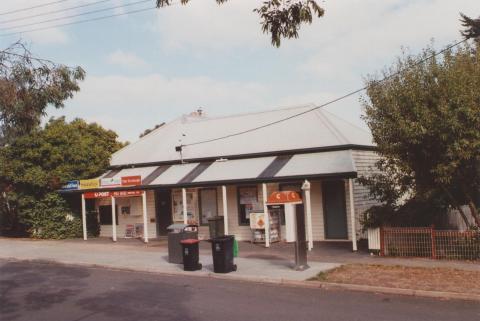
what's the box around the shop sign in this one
[84,190,143,199]
[100,177,121,187]
[112,190,143,198]
[249,212,266,229]
[61,180,79,190]
[121,175,141,186]
[267,191,302,204]
[79,179,100,190]
[84,191,111,199]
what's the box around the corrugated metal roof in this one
[87,150,356,191]
[111,104,374,167]
[274,150,356,178]
[193,157,276,183]
[149,163,199,185]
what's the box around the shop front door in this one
[156,189,172,236]
[322,180,348,239]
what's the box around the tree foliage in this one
[360,41,480,229]
[461,13,480,42]
[0,42,85,144]
[156,0,324,47]
[0,117,124,238]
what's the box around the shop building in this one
[63,105,379,250]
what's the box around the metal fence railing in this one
[380,227,480,260]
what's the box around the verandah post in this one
[262,183,270,248]
[111,196,117,242]
[142,191,149,243]
[81,193,87,241]
[222,185,229,235]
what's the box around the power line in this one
[0,0,152,31]
[0,0,74,16]
[0,6,157,37]
[184,38,470,147]
[0,51,76,68]
[0,0,113,25]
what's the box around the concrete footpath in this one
[0,238,339,283]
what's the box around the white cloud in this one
[106,50,148,68]
[152,0,266,52]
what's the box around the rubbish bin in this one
[167,224,198,264]
[210,235,237,273]
[181,239,202,271]
[208,216,224,239]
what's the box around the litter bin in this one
[208,216,224,239]
[167,224,198,264]
[181,239,202,271]
[210,235,237,273]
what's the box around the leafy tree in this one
[360,40,480,229]
[461,13,480,42]
[0,42,85,145]
[0,117,124,237]
[156,0,324,47]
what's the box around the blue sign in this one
[62,180,79,190]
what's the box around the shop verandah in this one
[62,149,368,253]
[76,177,360,252]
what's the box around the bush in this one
[23,193,82,239]
[360,197,449,231]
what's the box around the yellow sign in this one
[79,179,99,190]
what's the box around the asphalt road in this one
[0,260,478,321]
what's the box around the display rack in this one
[249,211,280,244]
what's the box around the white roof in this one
[108,166,158,180]
[149,163,199,185]
[111,104,374,167]
[275,150,355,178]
[95,151,356,188]
[193,157,276,183]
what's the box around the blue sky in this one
[0,0,477,142]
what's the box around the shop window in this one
[99,205,118,225]
[279,183,302,225]
[172,189,199,224]
[199,188,218,225]
[237,186,260,226]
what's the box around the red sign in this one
[84,190,143,199]
[112,190,143,198]
[267,191,302,204]
[121,175,142,186]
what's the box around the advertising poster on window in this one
[172,190,198,224]
[239,187,257,205]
